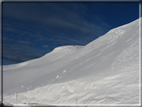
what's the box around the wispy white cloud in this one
[42,45,49,48]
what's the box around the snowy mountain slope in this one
[3,18,141,105]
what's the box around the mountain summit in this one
[3,18,141,105]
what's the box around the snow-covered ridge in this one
[3,46,83,71]
[86,17,140,48]
[3,18,141,105]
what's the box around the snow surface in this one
[3,18,141,106]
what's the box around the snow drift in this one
[3,18,141,106]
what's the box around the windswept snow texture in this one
[3,18,141,105]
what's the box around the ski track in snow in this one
[3,18,141,106]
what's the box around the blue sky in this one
[2,2,139,65]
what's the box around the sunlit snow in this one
[3,18,141,106]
